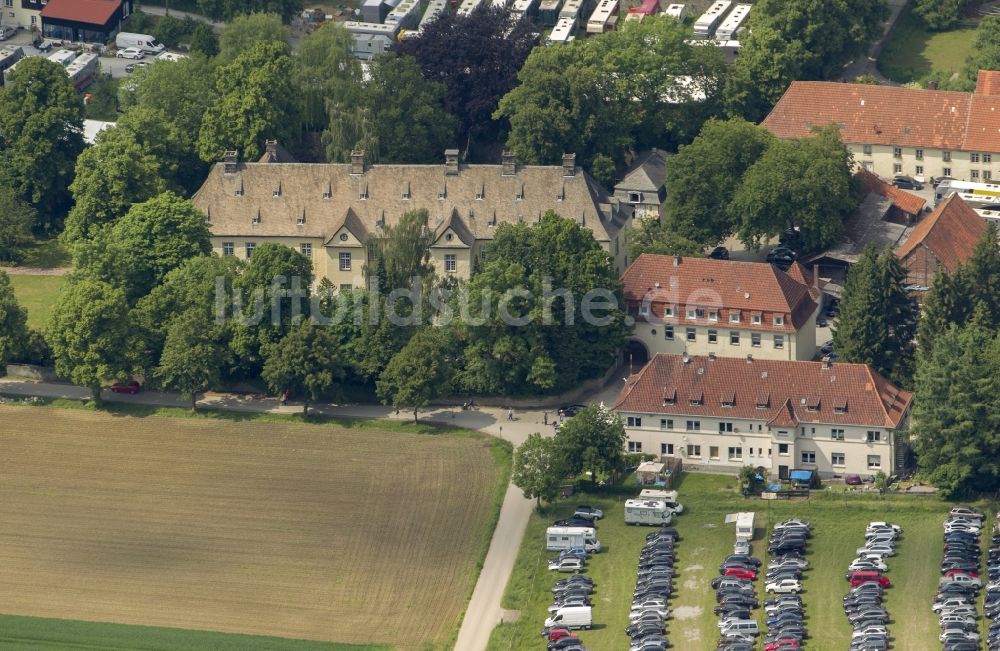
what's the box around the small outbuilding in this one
[634,460,668,486]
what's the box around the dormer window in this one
[639,304,650,316]
[475,183,484,200]
[516,183,524,201]
[834,398,848,414]
[665,305,674,317]
[662,388,676,405]
[296,211,305,226]
[252,211,261,225]
[755,392,769,409]
[323,190,332,199]
[273,184,281,198]
[721,389,735,408]
[708,310,718,322]
[689,390,703,406]
[775,315,785,326]
[730,311,740,323]
[804,396,820,412]
[235,188,244,197]
[751,313,761,325]
[402,181,411,200]
[359,184,368,200]
[686,308,696,320]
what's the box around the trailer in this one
[730,511,755,541]
[715,2,749,41]
[418,0,448,30]
[692,0,731,38]
[385,0,422,30]
[343,21,400,59]
[935,179,1000,208]
[66,52,98,91]
[546,526,601,552]
[624,499,674,526]
[662,3,686,19]
[559,0,584,23]
[48,49,77,68]
[586,0,618,33]
[626,0,659,22]
[547,16,577,43]
[538,0,563,26]
[637,489,684,515]
[511,0,540,20]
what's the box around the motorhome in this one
[692,0,731,38]
[624,499,673,526]
[115,32,165,54]
[714,3,749,41]
[638,489,684,515]
[735,511,755,541]
[663,3,686,19]
[546,526,601,552]
[586,0,618,33]
[547,16,577,43]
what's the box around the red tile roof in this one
[41,0,121,25]
[896,194,987,271]
[613,354,912,429]
[855,169,927,217]
[621,255,818,332]
[762,80,1000,152]
[977,70,1000,97]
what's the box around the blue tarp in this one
[766,483,782,492]
[789,470,813,482]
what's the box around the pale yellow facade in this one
[1,5,41,30]
[849,143,1000,184]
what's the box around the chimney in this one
[708,352,716,361]
[223,150,238,174]
[928,80,938,90]
[265,139,278,158]
[822,355,833,369]
[673,255,681,267]
[350,150,366,175]
[562,153,576,177]
[501,149,516,176]
[746,354,753,363]
[445,148,460,175]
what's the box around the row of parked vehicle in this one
[761,519,811,650]
[982,514,1000,650]
[624,527,680,651]
[844,521,899,651]
[934,507,985,650]
[541,507,604,651]
[714,537,763,650]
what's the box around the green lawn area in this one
[15,238,71,268]
[0,614,389,651]
[878,5,979,84]
[488,473,991,651]
[8,274,65,329]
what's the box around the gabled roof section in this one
[41,0,120,24]
[896,194,987,271]
[855,169,926,216]
[613,354,912,429]
[325,207,369,245]
[616,149,668,193]
[433,209,475,246]
[977,70,1000,97]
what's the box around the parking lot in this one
[0,27,166,79]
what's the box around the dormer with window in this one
[401,181,411,200]
[516,183,524,201]
[730,311,740,323]
[686,307,696,320]
[774,315,785,327]
[751,313,762,325]
[638,303,650,316]
[833,398,848,414]
[252,210,261,225]
[272,182,282,198]
[689,390,704,406]
[235,179,244,197]
[708,310,718,322]
[664,305,675,318]
[721,389,735,408]
[323,182,332,199]
[755,391,769,409]
[359,183,369,200]
[475,183,485,201]
[296,210,305,226]
[662,387,676,406]
[803,396,820,412]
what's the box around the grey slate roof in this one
[616,149,668,194]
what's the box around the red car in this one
[849,574,890,588]
[766,640,801,651]
[945,568,978,579]
[546,628,576,642]
[724,567,757,580]
[110,381,141,394]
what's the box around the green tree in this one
[364,209,435,292]
[46,278,136,402]
[0,270,28,369]
[732,125,857,251]
[295,22,361,132]
[218,12,289,62]
[156,308,225,409]
[76,192,212,303]
[455,213,627,394]
[663,118,775,246]
[376,327,454,423]
[512,433,565,509]
[0,183,36,263]
[915,0,966,31]
[198,0,303,21]
[833,247,916,386]
[189,23,220,57]
[627,218,704,261]
[152,14,187,48]
[0,57,85,233]
[83,74,119,121]
[964,17,1000,87]
[262,319,347,414]
[553,404,626,485]
[198,40,300,163]
[65,107,190,243]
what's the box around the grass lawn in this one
[0,405,510,651]
[8,274,66,329]
[0,614,389,650]
[878,5,979,84]
[488,472,988,651]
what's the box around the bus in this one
[935,179,1000,208]
[715,2,750,41]
[559,0,584,24]
[586,0,618,33]
[693,0,731,38]
[547,16,577,43]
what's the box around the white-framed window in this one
[685,420,700,431]
[863,144,872,155]
[709,446,720,460]
[628,441,642,452]
[972,170,980,181]
[831,428,845,441]
[665,305,674,317]
[444,254,457,273]
[627,416,642,427]
[708,310,718,322]
[943,167,952,177]
[751,333,761,347]
[659,418,673,430]
[708,329,718,344]
[774,316,784,326]
[893,163,902,174]
[751,314,761,325]
[778,443,789,456]
[867,455,881,469]
[801,451,816,464]
[297,214,305,226]
[339,252,352,271]
[943,151,951,162]
[299,243,312,257]
[244,242,256,258]
[774,335,784,349]
[628,191,641,203]
[661,443,674,455]
[686,307,696,320]
[729,311,740,323]
[867,430,882,442]
[986,171,993,181]
[719,421,733,432]
[915,149,924,160]
[730,331,740,345]
[985,153,993,163]
[728,447,742,460]
[664,326,674,340]
[686,327,696,342]
[916,165,924,175]
[892,147,901,158]
[251,212,261,224]
[832,452,845,466]
[972,153,981,163]
[638,304,650,316]
[687,444,701,457]
[222,242,234,256]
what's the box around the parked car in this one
[116,47,145,59]
[709,246,730,260]
[765,579,802,594]
[574,506,604,521]
[549,558,585,573]
[0,25,15,41]
[110,380,142,394]
[892,175,923,190]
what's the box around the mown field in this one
[8,274,66,329]
[488,473,981,651]
[0,405,509,651]
[878,4,979,84]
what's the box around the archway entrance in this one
[623,340,649,374]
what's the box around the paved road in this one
[839,0,909,83]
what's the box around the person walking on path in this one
[507,408,514,421]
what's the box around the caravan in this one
[638,489,684,515]
[546,526,601,552]
[624,499,674,526]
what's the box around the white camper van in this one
[624,499,674,526]
[545,526,601,552]
[544,605,593,630]
[115,33,165,54]
[638,489,685,515]
[735,511,755,541]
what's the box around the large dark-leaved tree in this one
[394,6,535,153]
[554,404,627,486]
[454,213,627,395]
[263,318,348,415]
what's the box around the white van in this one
[544,605,592,630]
[624,499,673,526]
[115,32,165,54]
[546,526,601,552]
[719,619,759,635]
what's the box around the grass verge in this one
[488,472,988,651]
[8,274,66,329]
[878,5,978,84]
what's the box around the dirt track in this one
[0,406,501,649]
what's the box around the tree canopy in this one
[199,0,303,21]
[263,319,348,414]
[964,17,1000,90]
[156,308,226,409]
[0,57,84,233]
[627,217,705,261]
[553,405,626,485]
[217,12,290,62]
[0,183,36,264]
[915,0,966,31]
[376,327,454,422]
[295,22,361,132]
[0,270,28,369]
[512,433,565,509]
